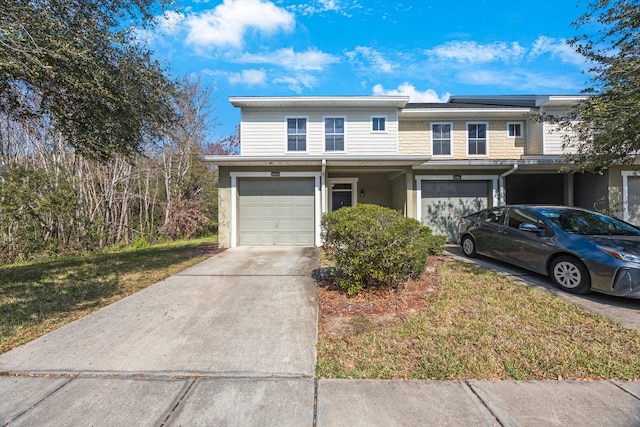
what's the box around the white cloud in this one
[159,11,186,35]
[528,36,585,66]
[185,0,295,48]
[132,27,155,45]
[425,41,526,63]
[346,46,396,73]
[372,83,450,102]
[290,0,352,16]
[273,74,317,92]
[459,69,520,86]
[228,69,267,85]
[458,69,582,91]
[235,47,339,71]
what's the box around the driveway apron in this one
[0,247,318,426]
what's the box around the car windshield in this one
[537,208,640,236]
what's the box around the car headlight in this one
[599,246,640,263]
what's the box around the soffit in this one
[229,96,409,109]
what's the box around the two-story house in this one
[202,95,640,247]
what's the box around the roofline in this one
[199,155,430,167]
[413,157,576,172]
[400,107,531,114]
[537,95,589,107]
[449,94,588,108]
[229,96,410,109]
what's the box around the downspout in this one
[321,159,327,213]
[320,159,327,246]
[499,163,518,205]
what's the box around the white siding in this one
[543,122,565,155]
[240,109,290,156]
[541,108,578,155]
[240,108,399,156]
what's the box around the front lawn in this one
[316,256,640,380]
[0,237,220,354]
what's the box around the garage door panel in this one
[238,178,315,246]
[421,181,489,241]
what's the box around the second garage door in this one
[421,180,490,241]
[238,178,315,246]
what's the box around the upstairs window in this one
[325,117,345,151]
[371,116,386,132]
[287,118,306,151]
[507,122,523,138]
[431,123,452,156]
[467,123,488,156]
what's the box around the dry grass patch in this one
[317,256,640,380]
[0,237,221,354]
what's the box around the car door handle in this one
[498,229,507,235]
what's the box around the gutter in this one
[499,163,519,205]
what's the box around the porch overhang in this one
[413,157,575,173]
[199,155,431,168]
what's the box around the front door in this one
[331,183,353,211]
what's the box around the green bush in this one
[321,204,444,295]
[421,227,447,255]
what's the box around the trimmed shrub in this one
[321,204,444,295]
[421,227,447,255]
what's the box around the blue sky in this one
[139,0,591,140]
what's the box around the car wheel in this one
[550,256,591,294]
[461,235,477,258]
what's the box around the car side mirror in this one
[519,223,542,233]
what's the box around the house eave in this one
[199,155,431,168]
[229,96,410,109]
[536,96,588,108]
[399,108,531,119]
[413,157,574,172]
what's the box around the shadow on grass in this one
[0,239,220,352]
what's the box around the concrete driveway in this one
[0,247,318,426]
[446,245,640,331]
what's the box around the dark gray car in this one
[458,205,640,298]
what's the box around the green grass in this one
[0,236,219,354]
[317,261,640,380]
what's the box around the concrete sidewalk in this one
[3,376,640,426]
[316,379,640,426]
[2,247,640,426]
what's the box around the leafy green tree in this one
[0,165,79,261]
[555,0,640,171]
[0,0,177,159]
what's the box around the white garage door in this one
[421,181,490,241]
[628,176,640,226]
[238,178,315,246]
